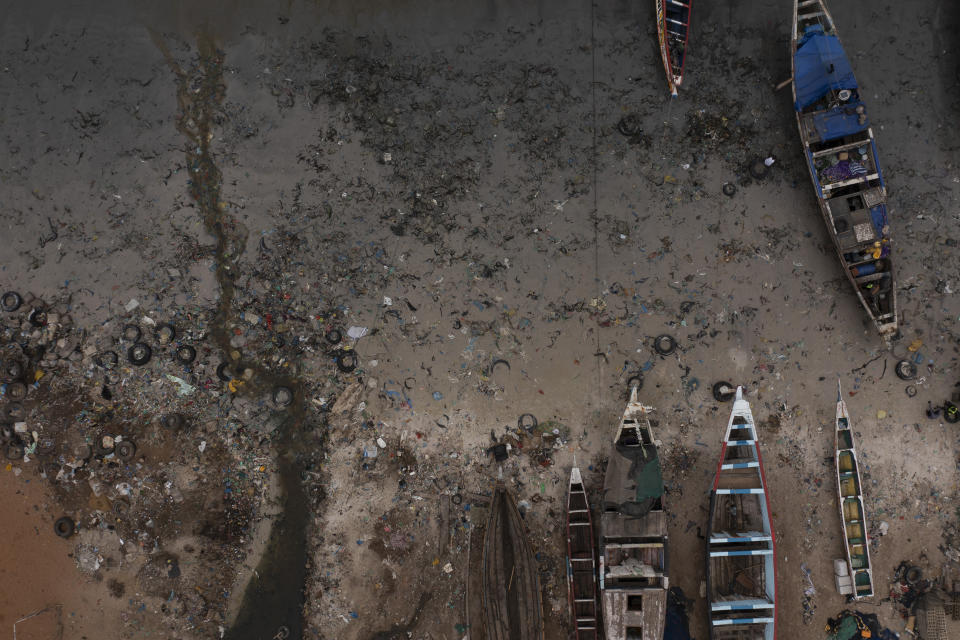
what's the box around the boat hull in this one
[600,388,668,640]
[790,0,897,338]
[835,384,874,599]
[656,0,692,95]
[566,467,599,639]
[481,484,544,640]
[706,388,776,640]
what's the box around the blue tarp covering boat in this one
[810,104,869,141]
[794,24,858,109]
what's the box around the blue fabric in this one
[870,204,887,236]
[794,25,858,109]
[811,102,868,141]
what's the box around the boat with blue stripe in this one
[706,387,776,640]
[791,0,897,339]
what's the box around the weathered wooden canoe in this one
[791,0,897,338]
[835,381,874,599]
[656,0,693,96]
[706,387,776,640]
[481,483,544,640]
[600,386,668,640]
[566,465,599,639]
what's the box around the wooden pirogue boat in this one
[706,387,776,640]
[835,381,874,599]
[481,482,544,640]
[566,465,599,639]
[656,0,693,96]
[600,386,668,640]
[791,0,897,338]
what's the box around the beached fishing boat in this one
[791,0,897,338]
[835,381,874,599]
[656,0,692,96]
[566,465,599,639]
[481,482,544,640]
[706,387,776,640]
[600,386,668,640]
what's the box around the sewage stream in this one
[154,29,312,640]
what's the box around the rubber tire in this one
[122,324,142,342]
[336,351,357,373]
[617,114,642,138]
[216,362,234,382]
[325,329,342,345]
[626,375,643,391]
[6,381,26,400]
[5,443,24,460]
[36,438,56,456]
[175,345,197,364]
[653,334,677,356]
[749,158,769,180]
[904,566,922,585]
[112,500,131,517]
[272,386,294,408]
[713,381,736,402]
[945,403,960,424]
[905,385,917,398]
[517,413,538,432]
[5,403,24,420]
[5,360,24,380]
[722,183,736,197]
[93,436,115,457]
[96,351,119,369]
[1,291,22,312]
[115,440,136,461]
[155,323,176,345]
[28,308,46,327]
[127,343,152,366]
[895,360,917,381]
[54,516,75,538]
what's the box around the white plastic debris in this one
[124,299,140,312]
[347,326,368,339]
[376,437,387,449]
[244,312,260,324]
[764,156,776,167]
[199,440,207,453]
[382,296,393,306]
[165,374,196,396]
